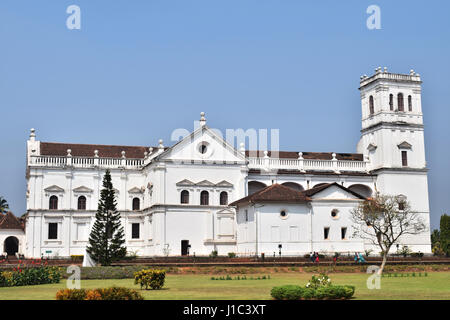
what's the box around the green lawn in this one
[0,272,449,300]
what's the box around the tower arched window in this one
[181,190,189,204]
[77,196,86,210]
[398,93,404,111]
[49,196,58,210]
[220,192,228,205]
[389,94,394,111]
[132,197,140,211]
[369,96,374,115]
[408,95,412,112]
[200,191,209,206]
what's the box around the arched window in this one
[49,196,58,210]
[220,192,228,205]
[408,95,412,112]
[77,196,86,210]
[132,197,140,211]
[181,190,189,204]
[397,93,404,111]
[389,94,394,111]
[200,191,209,206]
[369,96,374,115]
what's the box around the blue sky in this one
[0,0,449,229]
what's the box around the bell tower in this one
[357,67,431,253]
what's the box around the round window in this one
[199,144,207,154]
[280,210,287,218]
[331,209,339,218]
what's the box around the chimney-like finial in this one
[94,150,99,158]
[158,139,164,152]
[29,128,36,141]
[200,112,206,126]
[149,147,154,154]
[121,151,126,158]
[67,149,72,157]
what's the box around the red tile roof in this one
[245,150,364,161]
[0,212,24,230]
[230,182,367,207]
[229,184,309,207]
[40,142,157,159]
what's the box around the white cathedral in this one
[1,68,432,258]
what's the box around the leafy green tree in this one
[0,196,9,214]
[86,170,126,265]
[440,214,450,257]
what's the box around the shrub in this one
[227,252,236,258]
[210,250,218,258]
[1,265,61,287]
[56,287,143,300]
[271,284,355,300]
[56,288,88,300]
[134,269,166,290]
[70,255,84,262]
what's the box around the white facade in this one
[22,69,432,258]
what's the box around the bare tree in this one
[351,194,426,274]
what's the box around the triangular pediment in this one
[397,141,412,149]
[176,179,195,186]
[154,125,247,164]
[196,180,215,187]
[307,183,366,200]
[44,185,65,193]
[128,187,144,193]
[215,180,233,188]
[73,186,93,193]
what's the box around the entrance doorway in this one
[4,236,19,256]
[181,240,190,256]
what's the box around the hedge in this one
[134,269,166,290]
[56,287,144,300]
[271,285,355,300]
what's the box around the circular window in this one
[199,144,207,154]
[331,209,339,218]
[280,210,288,219]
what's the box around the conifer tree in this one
[86,169,126,265]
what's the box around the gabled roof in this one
[303,182,367,200]
[229,184,308,207]
[230,182,367,207]
[0,212,24,230]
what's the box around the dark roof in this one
[0,212,24,230]
[40,142,159,159]
[230,182,367,207]
[229,184,309,207]
[248,169,374,177]
[245,151,364,161]
[303,182,367,199]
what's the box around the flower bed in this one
[56,287,143,300]
[0,260,61,287]
[271,273,355,300]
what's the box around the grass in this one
[0,272,448,300]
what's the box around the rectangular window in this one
[48,223,58,240]
[341,227,347,240]
[324,227,330,240]
[132,223,140,239]
[289,226,299,241]
[245,210,248,222]
[401,151,408,166]
[76,223,87,241]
